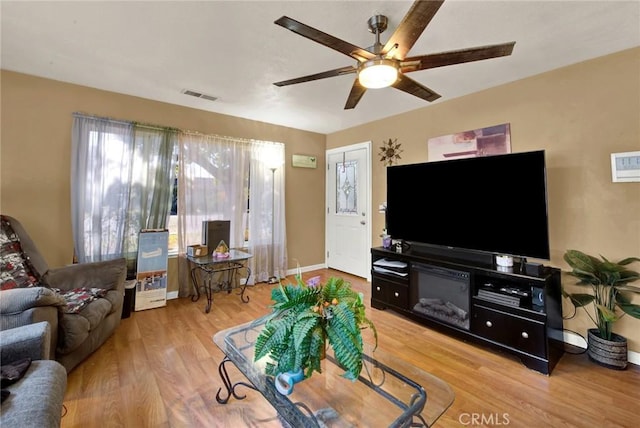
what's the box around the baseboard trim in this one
[286,263,326,277]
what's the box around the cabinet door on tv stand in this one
[371,275,409,310]
[472,304,547,358]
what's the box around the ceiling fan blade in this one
[275,16,375,62]
[400,42,516,73]
[382,0,445,60]
[274,66,357,87]
[392,73,441,102]
[344,80,367,110]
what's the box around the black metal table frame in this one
[189,259,252,313]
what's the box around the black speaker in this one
[531,287,545,307]
[525,262,543,277]
[202,220,230,254]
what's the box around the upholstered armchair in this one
[0,215,127,372]
[0,321,67,427]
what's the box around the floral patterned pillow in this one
[54,287,108,314]
[0,216,40,291]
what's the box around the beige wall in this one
[327,47,640,351]
[2,47,639,351]
[0,70,327,282]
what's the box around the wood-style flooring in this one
[60,269,639,427]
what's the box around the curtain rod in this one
[73,112,178,132]
[72,112,283,147]
[179,128,283,147]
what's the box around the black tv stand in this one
[371,247,564,375]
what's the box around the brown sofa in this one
[0,215,126,372]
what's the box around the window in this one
[71,115,177,265]
[72,113,286,286]
[167,153,252,255]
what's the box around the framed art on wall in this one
[427,123,511,161]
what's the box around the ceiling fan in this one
[273,0,515,109]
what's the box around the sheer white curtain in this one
[71,114,177,270]
[176,132,251,296]
[131,127,177,233]
[71,113,286,292]
[249,142,286,283]
[71,115,134,263]
[176,133,286,296]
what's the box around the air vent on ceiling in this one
[181,89,218,102]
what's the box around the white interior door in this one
[326,142,371,280]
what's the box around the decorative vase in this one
[587,328,628,370]
[275,368,304,395]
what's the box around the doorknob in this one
[360,220,366,225]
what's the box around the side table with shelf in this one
[187,249,252,313]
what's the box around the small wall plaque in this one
[292,154,317,169]
[611,151,640,182]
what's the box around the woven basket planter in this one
[587,329,628,370]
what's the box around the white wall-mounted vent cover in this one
[181,89,218,102]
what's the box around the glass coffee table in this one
[213,317,454,427]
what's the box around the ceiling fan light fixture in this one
[358,58,398,89]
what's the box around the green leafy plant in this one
[254,275,377,381]
[563,249,640,340]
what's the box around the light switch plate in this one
[611,151,640,182]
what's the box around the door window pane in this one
[336,160,357,214]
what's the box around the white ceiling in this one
[2,0,639,134]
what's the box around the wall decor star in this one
[379,138,403,166]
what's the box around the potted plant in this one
[254,275,377,383]
[562,249,640,369]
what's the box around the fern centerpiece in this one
[254,275,377,381]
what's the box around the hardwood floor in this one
[61,269,639,427]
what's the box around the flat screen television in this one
[386,150,550,260]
